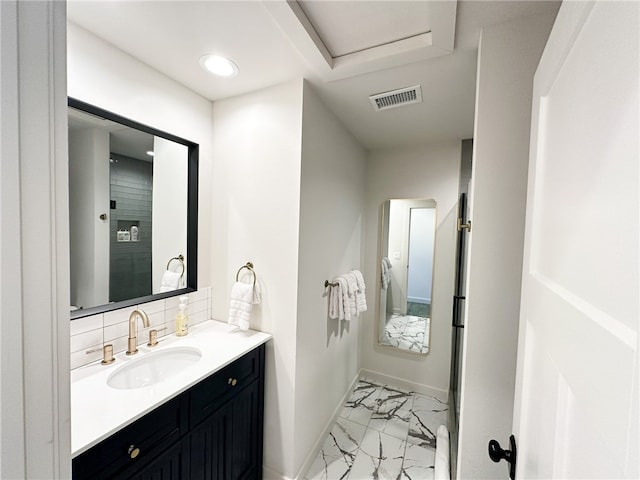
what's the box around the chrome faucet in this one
[126,309,150,355]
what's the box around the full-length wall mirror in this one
[378,198,437,354]
[68,98,198,319]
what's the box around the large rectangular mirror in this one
[378,198,437,354]
[68,98,198,319]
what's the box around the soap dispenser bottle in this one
[175,296,189,336]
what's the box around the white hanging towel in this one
[228,281,254,330]
[334,276,351,321]
[341,273,359,317]
[381,257,392,289]
[327,282,340,320]
[159,270,181,292]
[351,269,367,313]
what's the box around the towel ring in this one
[235,261,256,287]
[167,254,185,278]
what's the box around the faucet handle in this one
[147,327,168,347]
[85,344,115,365]
[101,344,115,364]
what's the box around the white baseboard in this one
[359,368,449,402]
[262,465,294,480]
[407,296,431,304]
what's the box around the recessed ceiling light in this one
[199,54,239,78]
[146,151,154,156]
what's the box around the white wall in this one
[388,199,408,314]
[211,80,304,479]
[69,127,110,308]
[294,82,367,475]
[67,23,214,290]
[456,13,556,479]
[152,137,188,291]
[362,142,460,393]
[1,1,70,477]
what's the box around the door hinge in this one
[457,218,472,232]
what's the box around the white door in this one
[513,2,638,478]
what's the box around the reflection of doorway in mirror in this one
[379,198,436,354]
[406,207,434,316]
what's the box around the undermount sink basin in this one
[107,346,202,390]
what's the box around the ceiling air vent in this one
[369,85,422,111]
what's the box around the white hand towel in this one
[434,425,450,480]
[159,270,181,292]
[351,270,367,313]
[228,281,254,330]
[252,280,262,305]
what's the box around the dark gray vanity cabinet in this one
[72,344,265,480]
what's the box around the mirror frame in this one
[68,97,199,319]
[376,197,437,355]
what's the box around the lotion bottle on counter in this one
[175,296,189,336]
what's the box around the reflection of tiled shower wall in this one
[70,287,211,370]
[110,154,152,302]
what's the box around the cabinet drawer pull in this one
[128,445,141,459]
[228,377,237,386]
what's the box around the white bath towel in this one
[159,270,181,292]
[351,269,367,313]
[228,281,254,330]
[340,273,358,317]
[434,425,450,480]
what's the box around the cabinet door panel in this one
[190,403,230,480]
[230,381,262,480]
[190,346,262,427]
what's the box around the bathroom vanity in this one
[71,320,270,480]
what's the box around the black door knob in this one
[488,435,517,480]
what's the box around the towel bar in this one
[324,280,339,288]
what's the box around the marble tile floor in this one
[380,315,431,354]
[306,378,449,480]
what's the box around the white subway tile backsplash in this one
[165,319,177,336]
[138,298,166,315]
[103,321,129,343]
[70,313,103,336]
[110,336,128,355]
[71,348,102,371]
[190,298,207,315]
[188,287,209,303]
[190,309,207,327]
[104,307,132,327]
[165,295,183,309]
[70,287,212,370]
[147,310,165,329]
[70,328,104,354]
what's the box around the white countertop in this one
[71,319,271,457]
